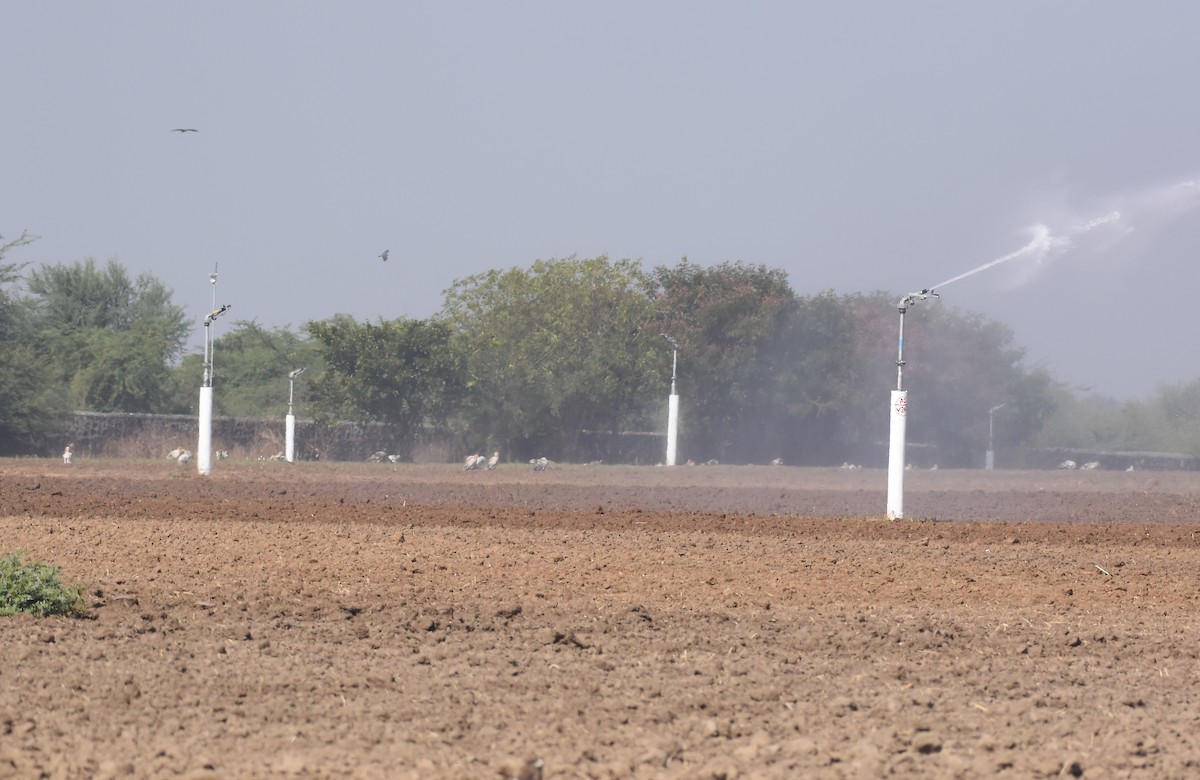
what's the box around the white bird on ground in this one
[770,458,783,466]
[62,444,73,465]
[1081,461,1101,470]
[268,451,286,462]
[486,451,499,470]
[387,454,401,463]
[167,448,187,460]
[530,457,551,471]
[177,450,194,465]
[1058,460,1077,470]
[367,451,388,463]
[215,450,229,460]
[464,453,485,470]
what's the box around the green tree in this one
[70,328,180,411]
[441,256,661,461]
[305,315,465,458]
[0,232,67,453]
[167,321,323,418]
[1034,380,1200,457]
[27,258,188,412]
[652,259,832,463]
[767,291,860,464]
[840,292,1057,467]
[1146,381,1200,454]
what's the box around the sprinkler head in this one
[898,289,939,310]
[203,303,231,326]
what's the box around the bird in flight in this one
[172,128,198,133]
[379,250,389,262]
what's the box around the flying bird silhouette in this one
[379,250,389,262]
[172,128,198,133]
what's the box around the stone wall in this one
[63,412,673,465]
[66,412,462,463]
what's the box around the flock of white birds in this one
[1059,459,1094,470]
[52,445,1130,473]
[463,452,500,470]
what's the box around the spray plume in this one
[927,176,1200,294]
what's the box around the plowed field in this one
[2,460,1198,779]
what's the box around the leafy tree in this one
[441,256,662,461]
[0,232,67,453]
[839,292,1057,467]
[69,328,181,411]
[767,291,860,464]
[1033,380,1200,457]
[1148,381,1200,454]
[305,315,465,458]
[651,259,824,463]
[914,303,1057,466]
[167,321,324,418]
[26,258,188,412]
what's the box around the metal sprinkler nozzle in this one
[289,367,307,379]
[204,303,231,326]
[898,288,939,311]
[661,333,678,349]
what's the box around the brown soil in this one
[2,459,1199,779]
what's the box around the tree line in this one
[4,231,1195,465]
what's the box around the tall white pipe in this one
[986,403,1005,471]
[666,393,679,466]
[197,386,213,476]
[886,390,907,519]
[198,265,225,477]
[886,290,935,519]
[285,413,296,463]
[284,367,305,464]
[661,335,680,467]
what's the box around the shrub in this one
[0,551,88,617]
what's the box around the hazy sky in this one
[6,2,1200,399]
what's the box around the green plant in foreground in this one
[0,551,88,617]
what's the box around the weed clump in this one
[0,551,88,618]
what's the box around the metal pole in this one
[671,346,677,395]
[663,334,679,466]
[986,403,1005,470]
[207,265,217,386]
[198,300,230,476]
[886,289,937,519]
[286,367,305,463]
